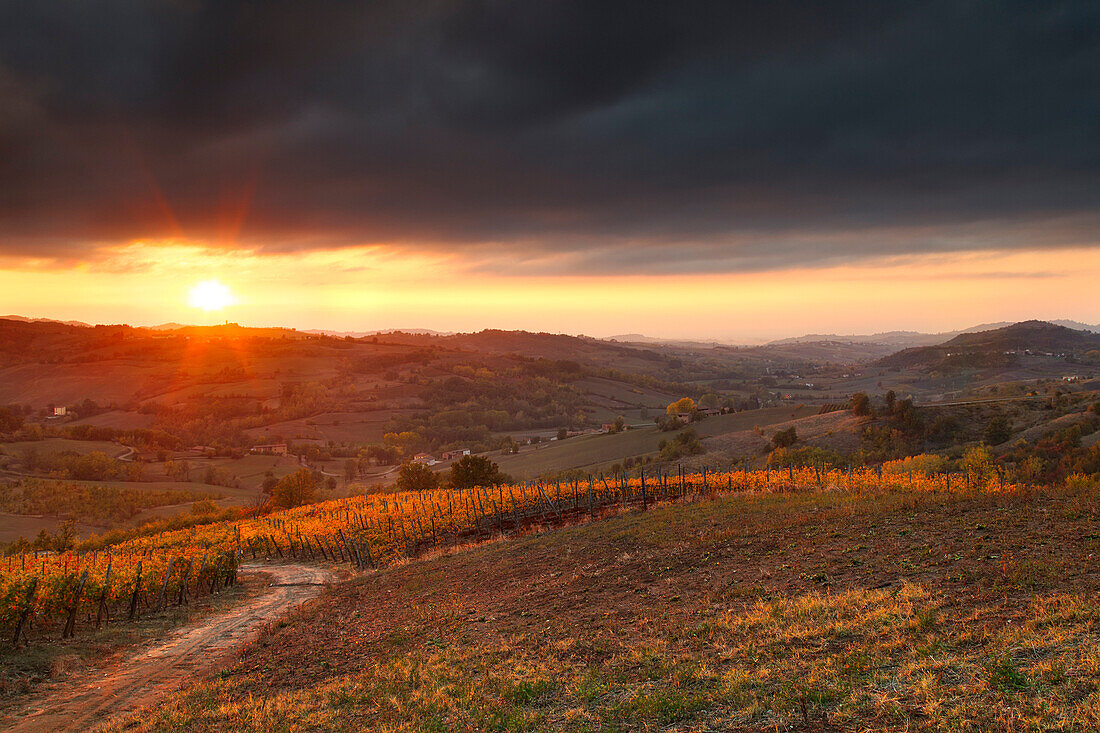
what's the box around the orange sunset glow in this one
[0,241,1095,340]
[4,5,1100,731]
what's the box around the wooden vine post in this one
[95,560,113,629]
[156,558,176,612]
[11,576,38,645]
[177,558,193,605]
[209,555,222,594]
[128,561,143,620]
[62,570,89,639]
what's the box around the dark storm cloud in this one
[0,0,1097,272]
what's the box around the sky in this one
[0,1,1097,340]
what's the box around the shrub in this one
[767,445,846,470]
[660,430,704,461]
[984,416,1012,445]
[191,498,220,515]
[771,427,798,448]
[882,453,948,476]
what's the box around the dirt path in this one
[4,563,335,733]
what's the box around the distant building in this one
[441,449,471,460]
[250,443,288,456]
[412,452,438,466]
[53,406,67,416]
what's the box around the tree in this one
[383,430,422,456]
[360,444,399,466]
[698,393,720,409]
[610,415,625,433]
[656,414,685,432]
[960,445,995,479]
[449,455,505,490]
[984,416,1012,445]
[396,462,439,492]
[0,406,24,433]
[667,397,696,416]
[884,390,897,415]
[556,427,569,441]
[271,468,318,508]
[165,459,191,482]
[771,427,798,448]
[344,458,358,481]
[850,392,872,417]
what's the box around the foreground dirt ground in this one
[1,563,334,733]
[114,484,1100,731]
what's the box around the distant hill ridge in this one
[0,314,92,328]
[2,315,1098,355]
[877,320,1100,370]
[768,320,1099,349]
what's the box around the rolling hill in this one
[877,321,1100,371]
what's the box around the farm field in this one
[105,477,1100,732]
[0,445,305,542]
[243,409,419,445]
[0,478,232,543]
[0,362,178,406]
[67,411,157,431]
[0,513,103,546]
[573,377,680,410]
[491,405,819,478]
[194,454,303,491]
[0,438,129,460]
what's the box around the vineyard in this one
[2,465,1030,644]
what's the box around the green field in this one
[491,406,818,479]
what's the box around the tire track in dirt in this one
[4,563,335,733]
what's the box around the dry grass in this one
[111,483,1100,732]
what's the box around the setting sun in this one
[187,279,235,311]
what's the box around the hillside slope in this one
[879,321,1100,370]
[117,483,1100,732]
